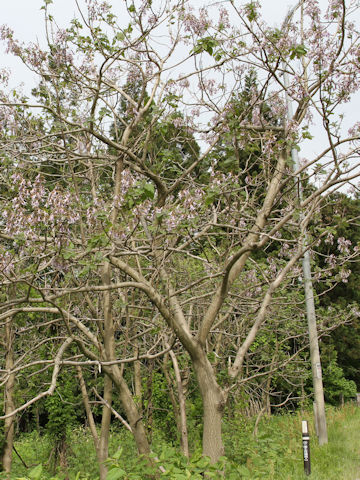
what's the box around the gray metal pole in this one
[284,71,328,445]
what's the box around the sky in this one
[0,0,315,91]
[1,1,298,46]
[1,0,359,165]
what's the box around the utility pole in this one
[283,2,328,446]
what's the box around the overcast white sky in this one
[1,1,299,49]
[0,0,301,83]
[1,0,359,164]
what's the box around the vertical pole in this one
[302,250,328,445]
[283,69,328,446]
[312,402,319,438]
[302,420,311,475]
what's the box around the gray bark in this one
[99,375,112,480]
[76,365,99,453]
[169,349,189,458]
[192,352,225,463]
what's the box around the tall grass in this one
[225,403,360,479]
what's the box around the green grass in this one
[5,403,360,479]
[230,403,360,479]
[289,404,360,479]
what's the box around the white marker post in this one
[302,420,311,476]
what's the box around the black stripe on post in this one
[302,420,311,475]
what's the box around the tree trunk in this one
[144,360,154,441]
[101,262,150,454]
[169,349,189,458]
[133,342,142,414]
[192,351,225,463]
[76,366,99,454]
[2,316,15,475]
[110,365,150,454]
[57,437,69,477]
[162,354,181,432]
[99,375,112,480]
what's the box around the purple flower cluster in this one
[337,236,352,254]
[183,7,211,36]
[3,174,80,246]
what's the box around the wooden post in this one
[302,420,311,476]
[356,393,360,407]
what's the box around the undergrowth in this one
[3,403,360,479]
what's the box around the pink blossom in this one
[339,268,351,283]
[183,7,212,36]
[172,117,184,128]
[348,122,360,137]
[218,7,230,30]
[337,237,351,254]
[326,254,337,268]
[324,232,334,245]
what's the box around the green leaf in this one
[63,243,76,259]
[237,465,251,477]
[302,129,313,140]
[106,467,126,480]
[245,2,258,22]
[115,32,125,42]
[128,4,136,12]
[99,106,111,118]
[191,37,219,57]
[112,448,123,459]
[143,183,155,199]
[193,457,209,469]
[28,464,43,480]
[289,44,308,59]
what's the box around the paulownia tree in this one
[1,0,360,468]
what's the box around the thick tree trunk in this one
[192,351,225,463]
[2,316,15,475]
